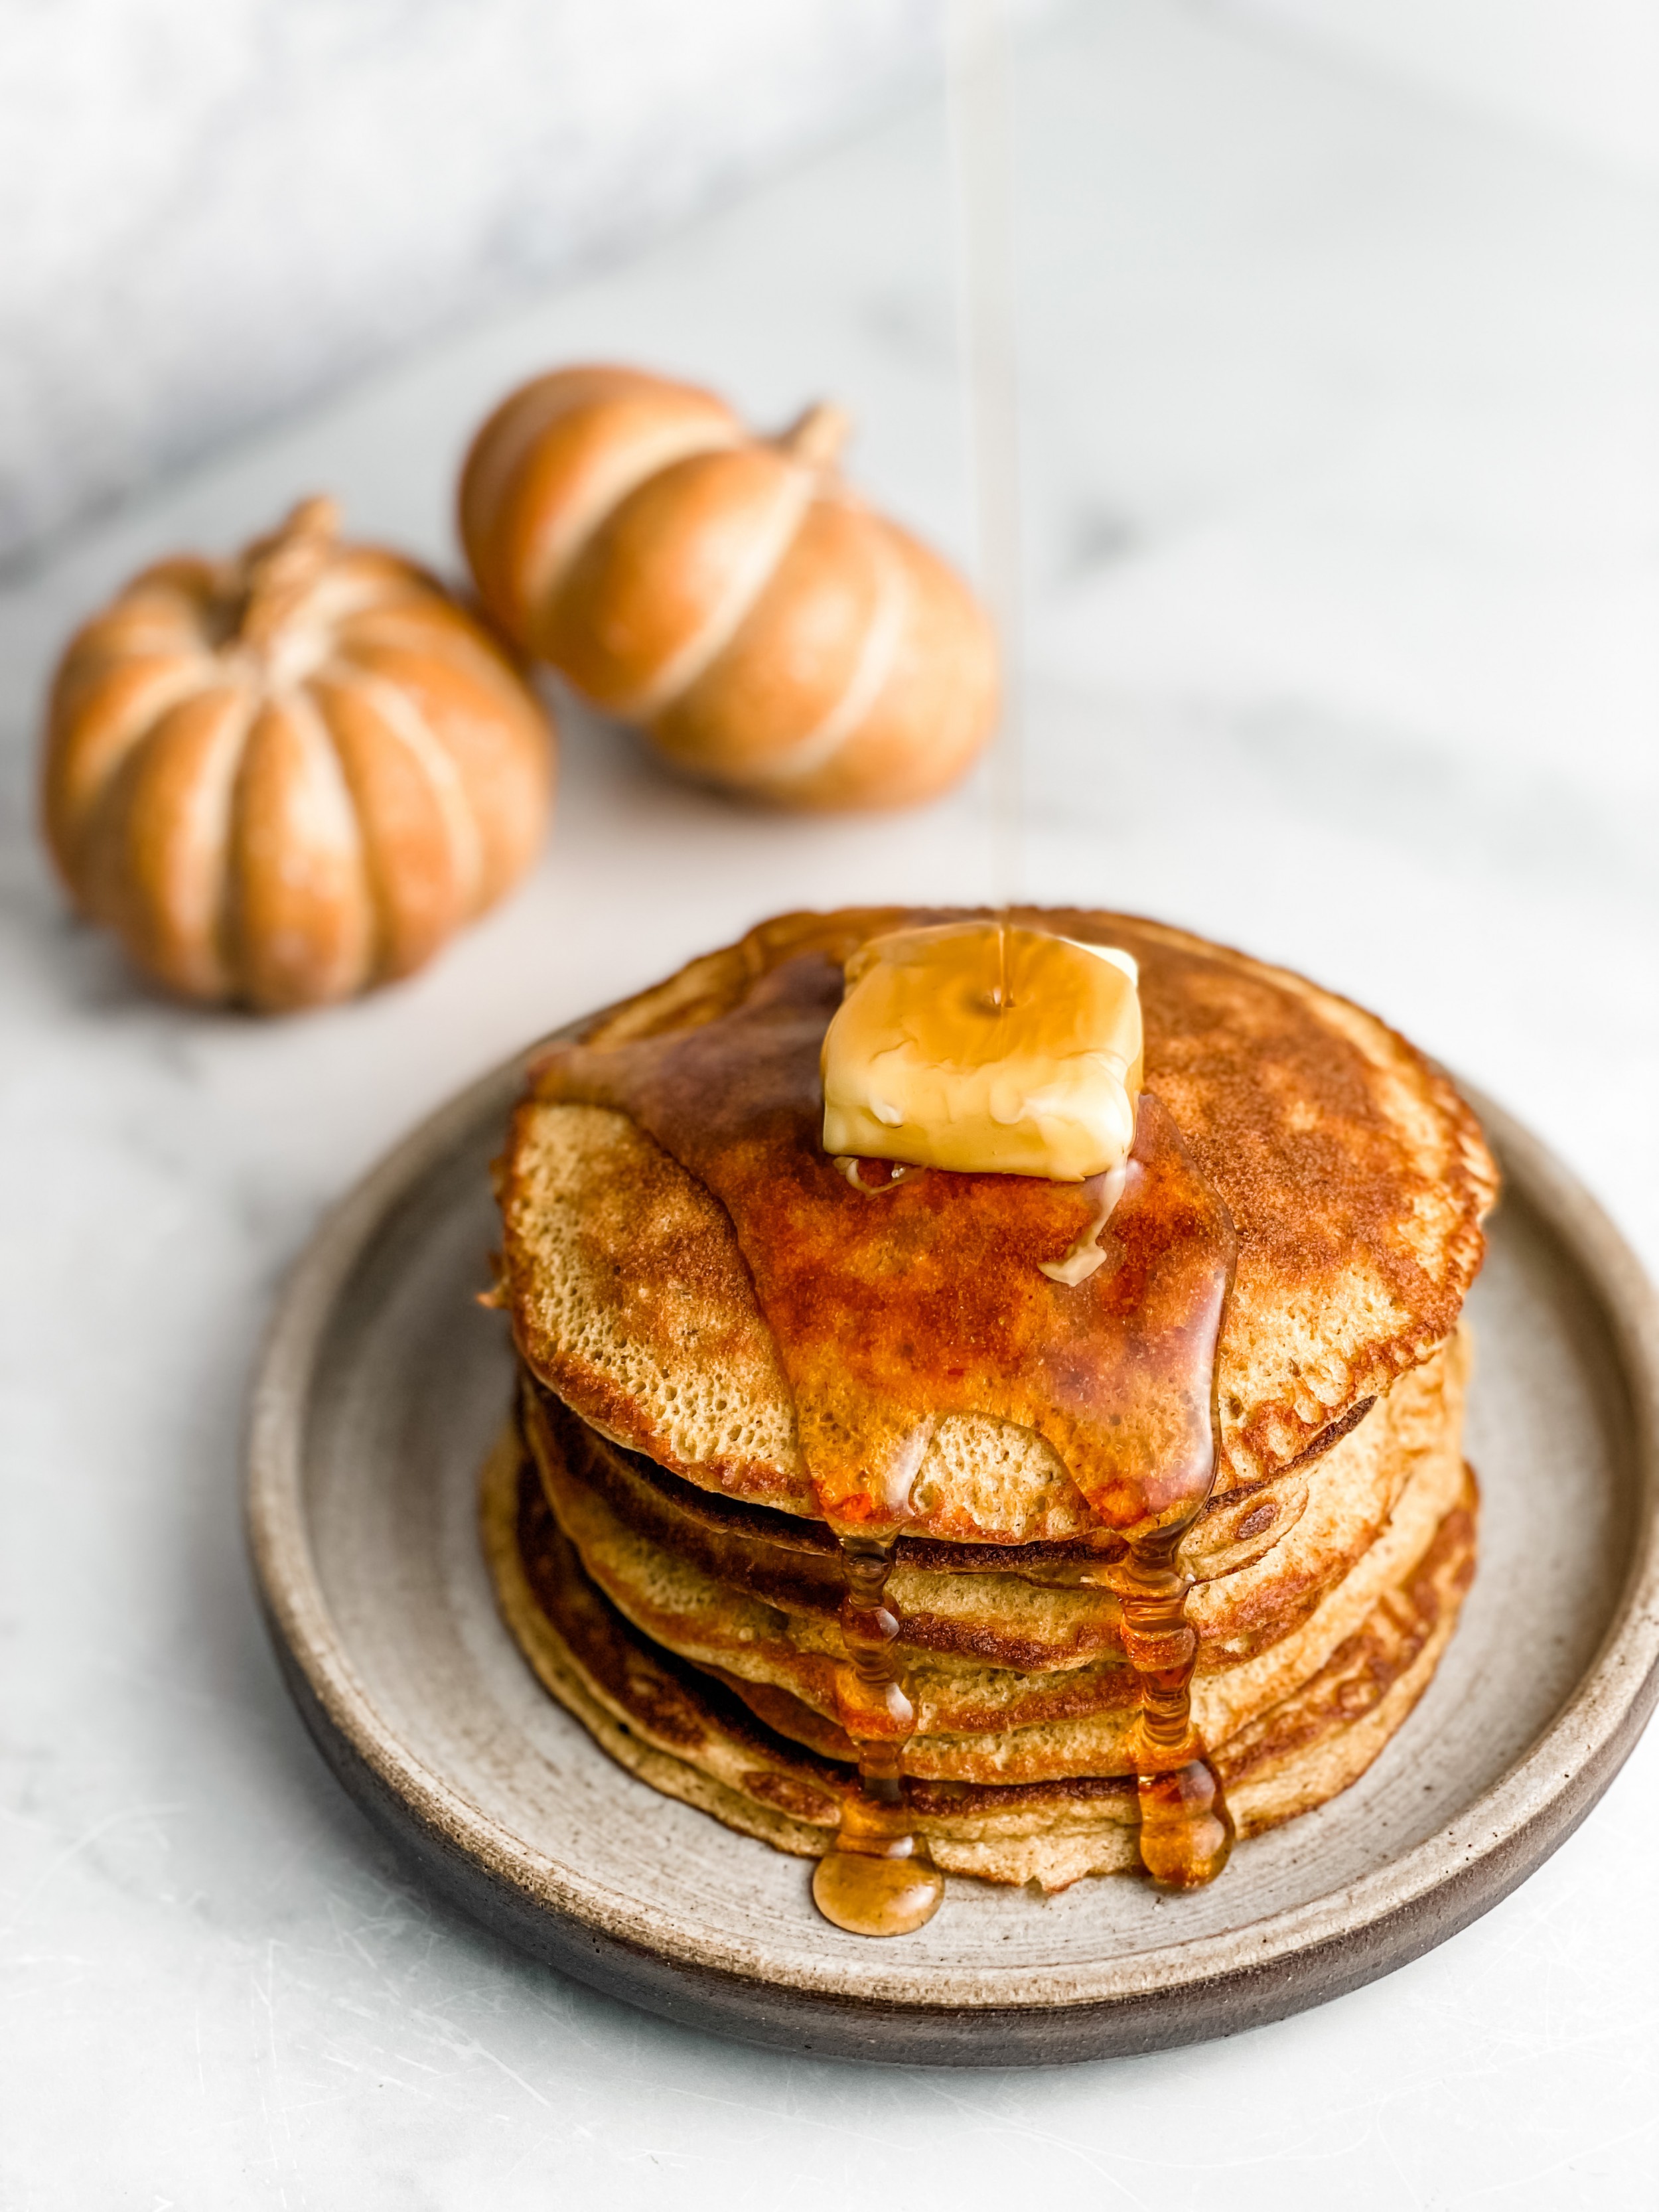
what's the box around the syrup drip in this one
[531,913,1241,1917]
[1118,1522,1234,1887]
[810,1534,945,1937]
[1037,1161,1127,1286]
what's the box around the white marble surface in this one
[0,0,955,559]
[1225,0,1659,181]
[3,2,1658,2203]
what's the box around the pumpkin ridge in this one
[625,452,826,724]
[326,625,553,915]
[461,368,713,627]
[315,659,484,951]
[333,605,532,718]
[45,652,220,889]
[227,690,374,1009]
[135,684,254,999]
[737,518,912,790]
[523,415,743,647]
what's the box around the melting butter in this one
[821,920,1143,1181]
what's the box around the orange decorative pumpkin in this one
[41,497,555,1011]
[458,364,997,810]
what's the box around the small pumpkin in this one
[42,496,555,1011]
[458,363,997,810]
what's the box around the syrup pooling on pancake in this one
[528,913,1240,1921]
[530,948,1234,1530]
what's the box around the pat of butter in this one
[820,921,1143,1181]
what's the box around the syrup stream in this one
[1119,1522,1235,1887]
[947,0,1025,905]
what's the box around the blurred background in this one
[5,0,1652,1195]
[3,1,1656,563]
[4,4,1658,2205]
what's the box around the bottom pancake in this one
[481,1418,1479,1892]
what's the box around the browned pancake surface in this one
[522,1363,1469,1778]
[524,1332,1463,1689]
[498,908,1495,1530]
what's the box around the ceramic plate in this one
[248,1047,1659,2065]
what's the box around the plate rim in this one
[246,1048,1659,2059]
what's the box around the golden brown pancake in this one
[496,908,1495,1540]
[480,1416,1479,1889]
[518,1356,1466,1781]
[522,1327,1466,1686]
[484,908,1492,1900]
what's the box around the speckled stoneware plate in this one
[247,1041,1659,2067]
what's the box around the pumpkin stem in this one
[778,403,849,473]
[237,495,342,648]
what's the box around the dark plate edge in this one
[262,1597,1656,2067]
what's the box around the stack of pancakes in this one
[484,909,1495,1892]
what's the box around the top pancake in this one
[496,907,1496,1542]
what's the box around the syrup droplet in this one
[810,1534,945,1937]
[812,1836,944,1937]
[1135,1758,1234,1890]
[834,1155,918,1192]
